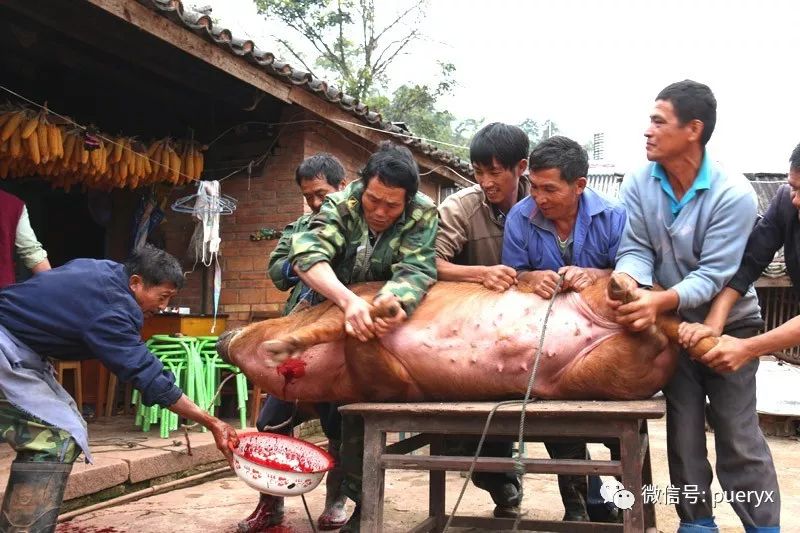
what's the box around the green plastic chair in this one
[196,336,249,429]
[133,335,208,438]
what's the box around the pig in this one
[217,273,717,403]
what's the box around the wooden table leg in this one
[640,420,657,531]
[361,416,387,533]
[428,434,446,532]
[96,364,108,418]
[104,373,118,417]
[620,421,645,533]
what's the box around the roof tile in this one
[135,0,472,177]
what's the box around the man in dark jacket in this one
[680,141,800,372]
[0,245,238,533]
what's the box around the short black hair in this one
[790,142,800,171]
[528,136,589,184]
[124,244,184,289]
[359,141,419,201]
[469,123,529,170]
[295,153,346,187]
[656,80,717,146]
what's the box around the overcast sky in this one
[196,0,799,174]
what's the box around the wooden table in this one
[140,313,228,339]
[340,398,665,533]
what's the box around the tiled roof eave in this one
[134,0,473,179]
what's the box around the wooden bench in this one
[340,398,665,533]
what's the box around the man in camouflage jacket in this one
[289,142,437,533]
[289,147,438,339]
[241,153,350,533]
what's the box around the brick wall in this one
[162,110,446,329]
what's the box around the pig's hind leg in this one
[549,333,677,400]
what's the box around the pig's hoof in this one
[257,339,298,365]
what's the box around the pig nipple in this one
[519,363,528,372]
[496,363,504,373]
[471,356,478,364]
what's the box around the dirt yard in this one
[56,416,799,533]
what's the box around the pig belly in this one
[379,290,622,400]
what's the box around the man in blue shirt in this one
[612,80,779,533]
[0,245,238,533]
[502,135,626,522]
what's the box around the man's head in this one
[789,142,800,210]
[124,244,184,317]
[469,123,529,206]
[359,142,419,233]
[295,153,347,213]
[646,80,717,162]
[528,136,589,222]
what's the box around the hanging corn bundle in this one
[0,104,205,191]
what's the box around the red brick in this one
[239,288,266,304]
[266,288,288,303]
[249,305,282,315]
[224,256,253,271]
[220,290,238,305]
[222,304,250,313]
[227,280,268,289]
[240,271,267,280]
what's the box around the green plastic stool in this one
[197,336,249,429]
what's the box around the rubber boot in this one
[557,474,589,522]
[237,493,285,532]
[0,460,72,533]
[317,440,349,530]
[489,482,522,519]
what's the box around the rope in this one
[180,371,237,455]
[442,274,565,532]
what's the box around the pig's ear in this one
[257,339,298,366]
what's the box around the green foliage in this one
[254,0,426,100]
[518,118,560,149]
[252,0,566,162]
[364,62,464,154]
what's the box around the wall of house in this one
[162,110,446,329]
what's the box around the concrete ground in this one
[0,414,234,509]
[56,417,800,533]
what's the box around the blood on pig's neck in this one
[276,358,306,397]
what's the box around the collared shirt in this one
[268,213,314,315]
[615,154,762,325]
[0,259,182,408]
[652,154,712,218]
[502,187,627,272]
[435,179,530,266]
[289,180,438,316]
[530,209,574,264]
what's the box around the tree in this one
[364,62,467,153]
[254,0,426,100]
[517,118,560,149]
